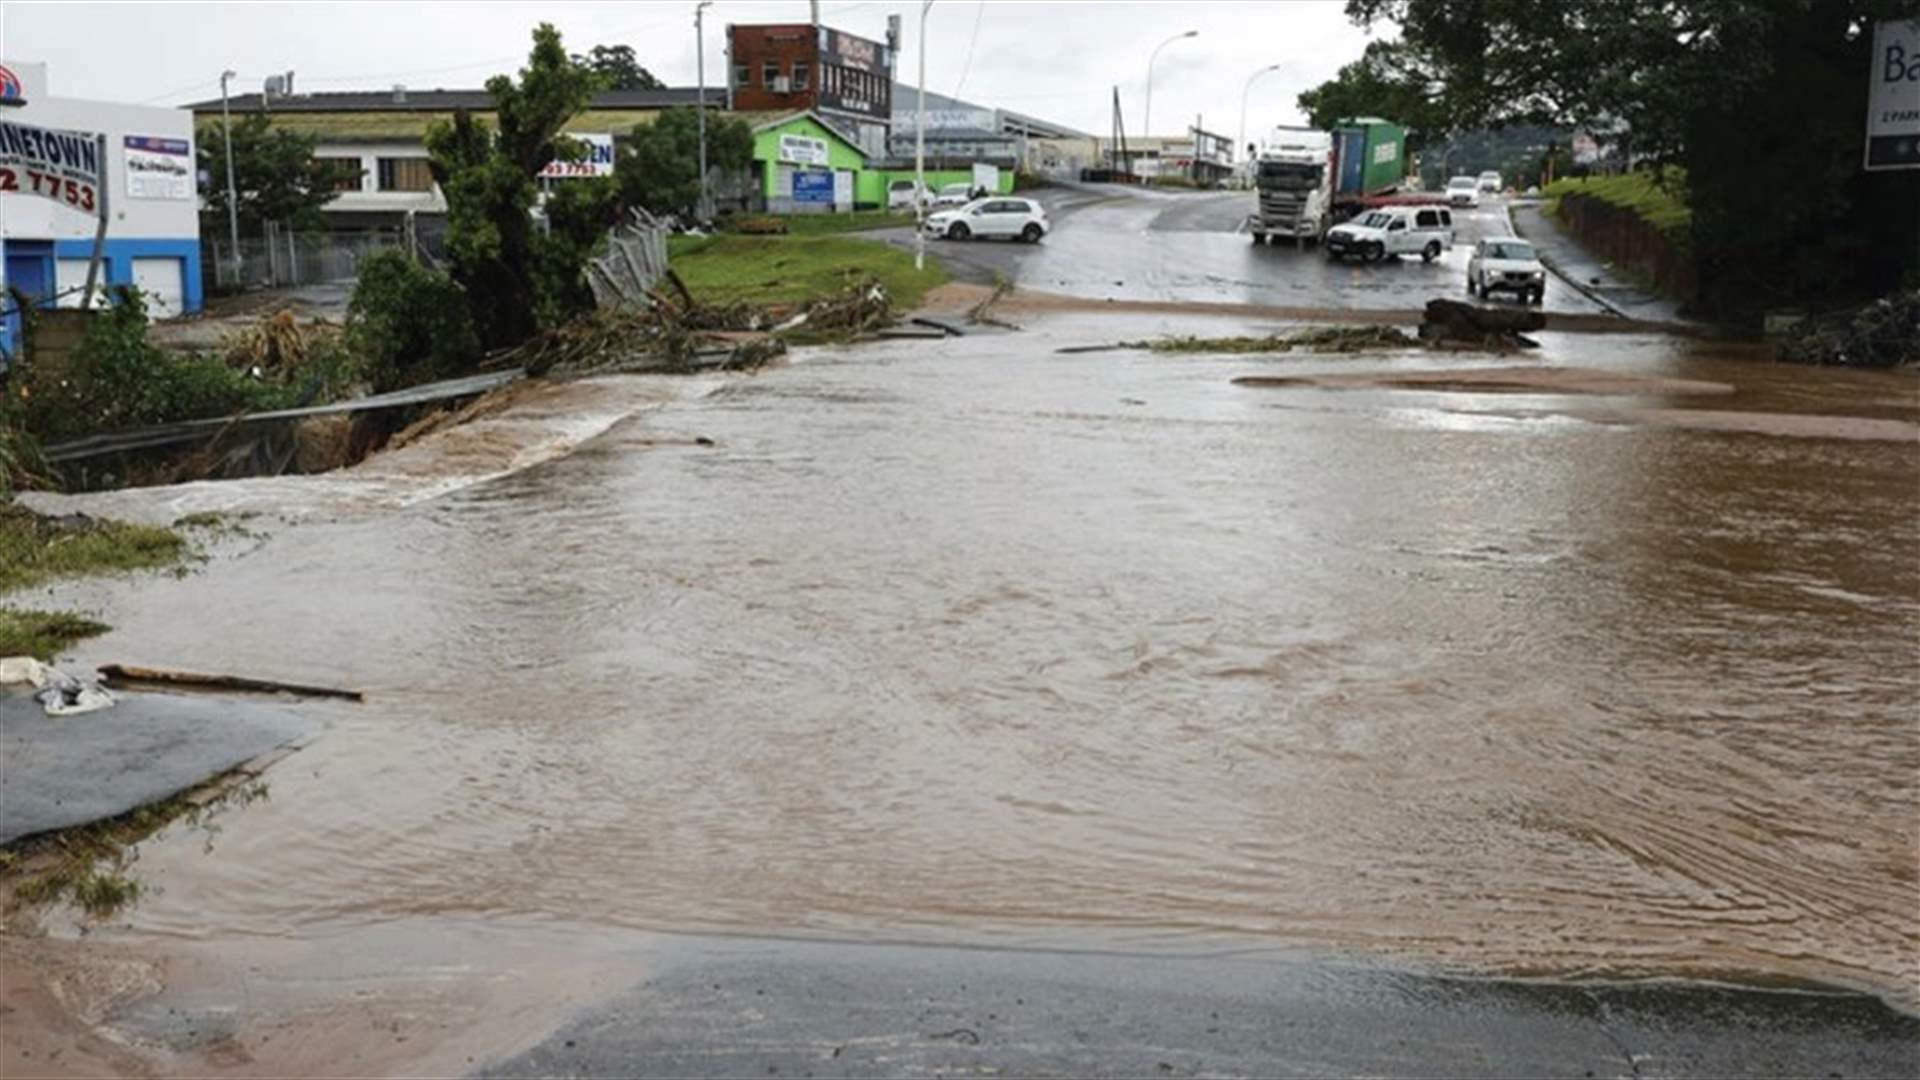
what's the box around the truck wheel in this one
[1251,232,1266,245]
[948,222,971,241]
[1422,241,1442,263]
[1467,274,1478,297]
[1531,288,1545,305]
[1363,241,1384,263]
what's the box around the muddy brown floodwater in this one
[15,317,1920,1066]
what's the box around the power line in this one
[951,1,987,100]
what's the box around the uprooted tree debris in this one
[1774,290,1919,368]
[1059,325,1418,355]
[1057,301,1551,357]
[1416,299,1544,350]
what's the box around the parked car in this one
[1477,171,1503,192]
[1446,176,1481,207]
[887,179,929,210]
[1467,237,1546,303]
[930,182,975,209]
[1323,205,1454,262]
[925,197,1050,242]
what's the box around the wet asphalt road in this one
[485,936,1920,1078]
[883,183,1607,315]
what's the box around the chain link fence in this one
[204,222,449,293]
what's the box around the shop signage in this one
[1867,19,1920,170]
[778,134,830,166]
[124,135,192,200]
[538,133,616,178]
[0,118,104,216]
[793,168,833,203]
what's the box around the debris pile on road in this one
[1418,299,1543,350]
[1774,290,1920,368]
[1061,326,1418,355]
[219,309,334,376]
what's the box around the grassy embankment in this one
[0,505,190,659]
[1542,171,1692,241]
[668,232,948,309]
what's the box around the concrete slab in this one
[0,688,315,844]
[478,935,1920,1078]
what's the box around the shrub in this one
[344,250,479,393]
[20,289,284,443]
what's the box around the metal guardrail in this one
[42,369,521,463]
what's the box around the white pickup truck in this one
[1323,205,1455,263]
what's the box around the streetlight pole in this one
[219,69,241,283]
[695,0,713,223]
[1142,30,1196,144]
[1239,63,1282,187]
[915,0,933,272]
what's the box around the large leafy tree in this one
[195,114,348,236]
[616,108,755,218]
[1295,41,1451,153]
[426,23,606,349]
[1343,0,1920,319]
[574,44,663,91]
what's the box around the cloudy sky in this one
[4,1,1390,143]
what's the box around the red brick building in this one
[728,22,893,157]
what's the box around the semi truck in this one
[1247,118,1413,245]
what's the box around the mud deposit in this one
[8,323,1918,1072]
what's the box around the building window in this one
[762,61,780,89]
[377,157,434,192]
[734,64,749,89]
[314,156,364,192]
[791,61,809,90]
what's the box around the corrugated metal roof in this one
[247,110,676,142]
[186,86,724,113]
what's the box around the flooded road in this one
[16,317,1920,1062]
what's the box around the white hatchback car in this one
[925,197,1050,243]
[1467,237,1547,304]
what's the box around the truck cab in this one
[1248,128,1334,246]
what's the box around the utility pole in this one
[696,1,713,223]
[219,69,241,284]
[1143,30,1196,146]
[915,0,933,271]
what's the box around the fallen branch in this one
[98,664,363,702]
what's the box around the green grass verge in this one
[752,211,917,236]
[0,607,110,660]
[668,234,949,310]
[1542,170,1692,242]
[0,505,187,594]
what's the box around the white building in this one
[1,59,202,356]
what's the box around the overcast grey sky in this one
[3,1,1387,143]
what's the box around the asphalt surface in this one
[1,687,313,842]
[886,183,1607,316]
[483,935,1920,1078]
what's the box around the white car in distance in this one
[1478,170,1503,192]
[925,197,1050,243]
[1467,237,1547,304]
[887,179,929,210]
[930,182,976,209]
[1447,175,1482,208]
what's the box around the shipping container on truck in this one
[1330,117,1411,219]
